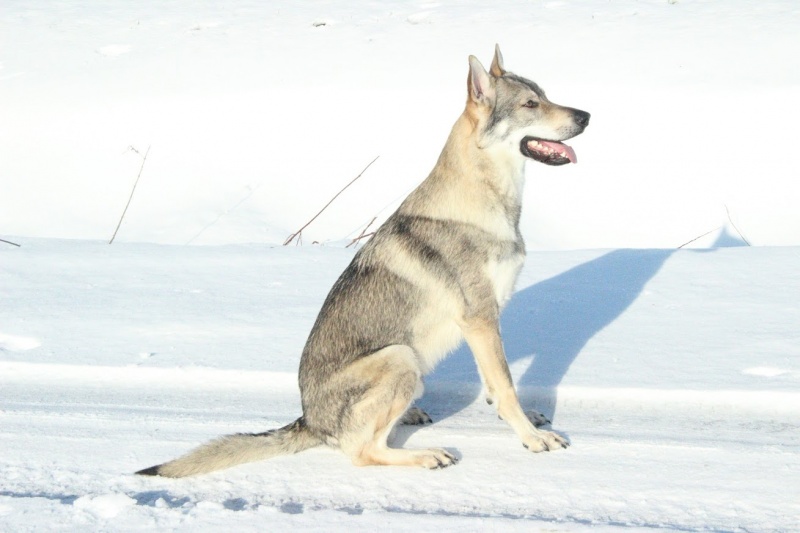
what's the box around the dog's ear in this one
[490,44,505,76]
[468,55,495,105]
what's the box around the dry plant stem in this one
[284,155,379,246]
[347,217,377,248]
[678,226,721,249]
[678,205,752,249]
[1,238,21,247]
[725,204,750,246]
[185,184,261,245]
[348,232,376,247]
[110,146,151,244]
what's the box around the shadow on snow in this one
[424,248,675,423]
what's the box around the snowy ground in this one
[1,241,799,531]
[2,0,800,531]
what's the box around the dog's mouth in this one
[520,137,577,166]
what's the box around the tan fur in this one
[149,418,322,478]
[136,45,588,477]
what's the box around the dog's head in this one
[467,45,590,166]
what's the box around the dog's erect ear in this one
[490,44,505,76]
[468,55,495,105]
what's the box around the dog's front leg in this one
[460,317,568,452]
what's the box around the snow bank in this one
[2,1,798,248]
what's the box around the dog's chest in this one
[485,247,525,308]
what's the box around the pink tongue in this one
[536,140,577,163]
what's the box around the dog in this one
[136,45,590,477]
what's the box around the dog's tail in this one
[135,417,322,478]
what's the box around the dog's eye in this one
[523,100,539,109]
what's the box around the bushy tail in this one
[135,417,321,478]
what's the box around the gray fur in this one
[135,45,589,477]
[136,418,320,478]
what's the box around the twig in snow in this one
[677,226,722,249]
[185,184,262,245]
[1,238,21,247]
[724,204,751,246]
[346,217,377,248]
[109,145,150,244]
[284,155,379,246]
[678,205,752,249]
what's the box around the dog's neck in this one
[398,113,525,241]
[449,112,527,199]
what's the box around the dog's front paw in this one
[522,430,569,452]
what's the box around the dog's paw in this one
[418,448,458,469]
[525,409,551,427]
[401,406,433,425]
[522,430,569,452]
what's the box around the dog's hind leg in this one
[336,345,457,469]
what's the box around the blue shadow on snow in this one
[426,248,674,423]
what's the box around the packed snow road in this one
[1,241,799,531]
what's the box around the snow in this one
[1,0,798,248]
[2,242,799,531]
[2,0,800,531]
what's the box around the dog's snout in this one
[573,110,590,128]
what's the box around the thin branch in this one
[678,226,721,249]
[724,204,751,246]
[186,184,261,245]
[1,238,21,247]
[110,145,150,244]
[346,217,377,248]
[284,155,379,246]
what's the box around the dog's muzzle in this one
[521,109,590,166]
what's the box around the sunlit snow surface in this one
[1,1,798,248]
[1,241,798,531]
[2,0,799,530]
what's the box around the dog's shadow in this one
[419,249,675,426]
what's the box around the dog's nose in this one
[573,110,590,127]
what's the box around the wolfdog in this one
[137,45,589,477]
